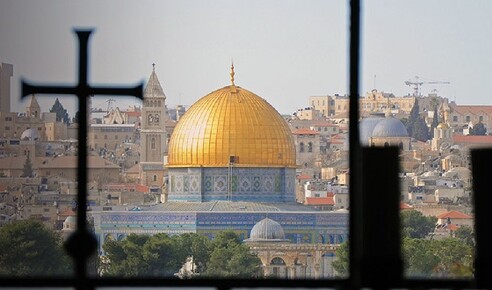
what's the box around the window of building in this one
[308,142,313,153]
[453,115,458,122]
[299,142,305,153]
[151,137,156,150]
[153,175,157,182]
[479,115,484,122]
[466,116,471,122]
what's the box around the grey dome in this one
[20,128,40,141]
[247,218,287,242]
[371,117,408,138]
[360,116,383,145]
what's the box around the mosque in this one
[90,65,348,278]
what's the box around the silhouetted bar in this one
[471,148,492,290]
[361,147,402,289]
[348,0,362,289]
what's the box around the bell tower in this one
[139,64,169,187]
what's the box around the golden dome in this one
[168,85,296,168]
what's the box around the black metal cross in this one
[21,29,143,286]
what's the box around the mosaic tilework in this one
[168,167,296,203]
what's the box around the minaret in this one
[139,64,170,188]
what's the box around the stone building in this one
[139,65,170,188]
[0,95,68,141]
[245,218,338,279]
[292,128,320,168]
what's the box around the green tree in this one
[401,210,436,239]
[205,232,261,278]
[50,98,70,123]
[470,122,487,135]
[403,238,439,277]
[433,238,473,277]
[177,233,211,274]
[454,225,474,246]
[331,241,349,277]
[0,219,72,276]
[143,233,188,277]
[406,101,430,141]
[21,155,34,177]
[102,234,150,276]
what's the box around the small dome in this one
[62,216,76,231]
[360,116,383,145]
[20,128,40,141]
[247,218,287,242]
[372,117,408,138]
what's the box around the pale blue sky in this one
[1,0,491,116]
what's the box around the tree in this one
[403,238,439,277]
[412,117,431,142]
[454,225,474,246]
[50,98,70,123]
[176,233,211,274]
[103,233,150,276]
[21,155,34,177]
[0,219,72,276]
[73,111,80,124]
[470,122,487,135]
[401,210,436,239]
[204,231,261,278]
[406,101,431,141]
[143,233,188,277]
[331,241,349,277]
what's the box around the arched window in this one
[270,257,286,265]
[153,175,157,182]
[384,142,389,147]
[299,142,305,153]
[151,137,156,150]
[399,142,404,150]
[308,142,313,153]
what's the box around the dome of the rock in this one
[168,85,296,168]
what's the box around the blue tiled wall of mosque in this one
[94,210,348,250]
[167,167,296,203]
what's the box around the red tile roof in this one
[135,184,149,193]
[400,203,413,210]
[450,104,492,115]
[293,128,320,135]
[305,196,334,206]
[437,210,472,219]
[296,174,312,180]
[453,134,492,144]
